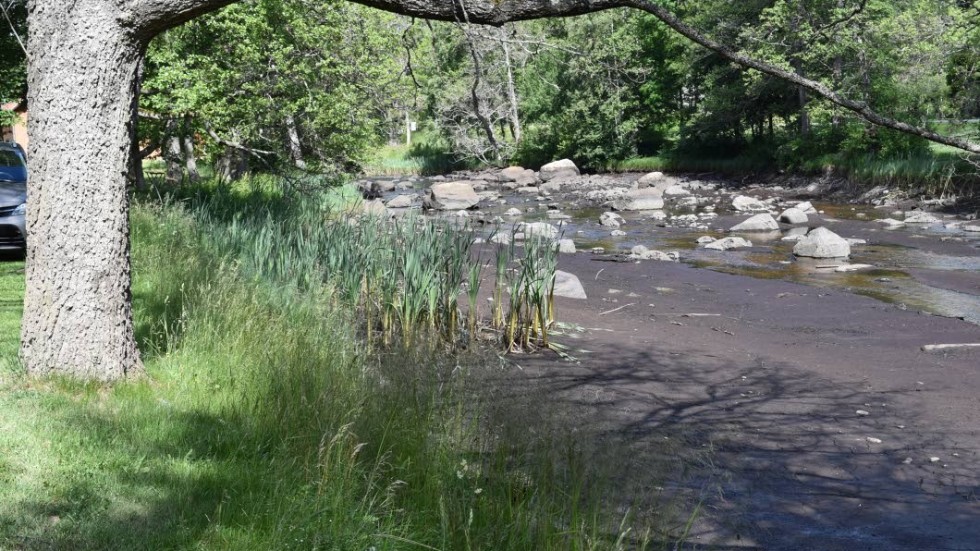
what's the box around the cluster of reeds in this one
[191,194,558,352]
[490,232,559,353]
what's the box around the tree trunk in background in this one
[285,114,307,169]
[500,27,522,145]
[22,2,144,379]
[164,117,183,185]
[182,114,200,183]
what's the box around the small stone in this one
[557,239,576,254]
[611,230,627,237]
[866,437,882,444]
[504,207,522,217]
[856,409,870,416]
[929,456,940,463]
[835,264,874,273]
[696,236,716,245]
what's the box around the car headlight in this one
[12,203,25,216]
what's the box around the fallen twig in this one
[599,303,634,316]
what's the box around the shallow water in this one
[379,176,980,325]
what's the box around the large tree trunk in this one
[23,2,145,379]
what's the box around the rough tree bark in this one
[24,1,147,379]
[23,0,980,380]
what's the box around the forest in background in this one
[2,0,979,182]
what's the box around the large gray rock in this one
[500,166,538,186]
[516,222,560,240]
[730,213,780,232]
[629,245,678,262]
[663,185,691,197]
[599,212,625,228]
[613,188,666,211]
[557,239,577,254]
[779,207,808,225]
[385,194,416,209]
[500,166,528,181]
[423,181,480,210]
[552,270,587,299]
[702,237,753,251]
[904,212,941,225]
[732,195,769,212]
[636,172,665,188]
[539,159,580,181]
[793,227,851,258]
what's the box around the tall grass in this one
[1,181,666,549]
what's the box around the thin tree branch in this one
[626,0,980,155]
[0,0,26,56]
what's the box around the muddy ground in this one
[517,254,979,550]
[368,169,980,549]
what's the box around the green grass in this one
[362,131,470,176]
[610,149,977,195]
[0,185,664,550]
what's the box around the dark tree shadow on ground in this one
[493,341,980,551]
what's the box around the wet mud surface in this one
[370,171,980,549]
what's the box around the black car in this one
[0,142,27,252]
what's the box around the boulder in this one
[516,222,560,240]
[599,212,625,228]
[385,194,416,209]
[629,245,678,262]
[552,270,587,299]
[963,224,980,233]
[732,195,769,212]
[370,180,397,195]
[539,159,580,181]
[730,213,780,232]
[613,188,666,211]
[557,239,577,254]
[778,207,808,225]
[636,172,665,188]
[793,227,851,258]
[702,237,753,251]
[795,201,817,214]
[663,185,691,197]
[361,199,388,216]
[500,166,529,181]
[904,212,941,224]
[424,181,480,210]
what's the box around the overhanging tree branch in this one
[625,0,980,155]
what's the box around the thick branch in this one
[626,0,980,155]
[127,0,238,37]
[348,0,627,25]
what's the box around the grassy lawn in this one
[0,187,659,550]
